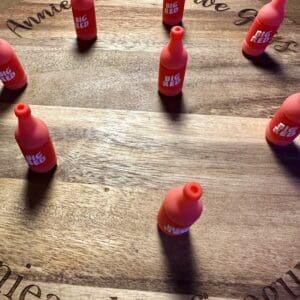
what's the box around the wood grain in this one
[0,105,299,299]
[0,0,299,299]
[0,0,299,117]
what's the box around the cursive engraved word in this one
[234,8,258,25]
[6,0,71,38]
[244,263,300,300]
[193,1,298,53]
[270,36,299,53]
[193,0,230,12]
[0,261,61,299]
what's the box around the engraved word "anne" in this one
[6,0,71,38]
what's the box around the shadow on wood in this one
[24,166,57,214]
[157,227,203,295]
[0,85,27,115]
[267,140,300,181]
[159,91,186,121]
[75,37,97,54]
[242,51,282,74]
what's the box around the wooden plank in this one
[0,105,299,299]
[0,0,299,117]
[0,279,237,300]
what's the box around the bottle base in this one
[5,75,28,90]
[77,34,97,41]
[242,40,265,57]
[158,89,182,97]
[29,161,57,174]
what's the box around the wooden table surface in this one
[0,1,299,299]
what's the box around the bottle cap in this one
[170,26,184,41]
[14,102,31,118]
[183,182,203,201]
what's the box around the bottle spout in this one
[168,26,184,52]
[271,0,286,10]
[14,102,31,118]
[183,182,203,201]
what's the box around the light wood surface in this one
[0,105,300,299]
[0,0,299,117]
[0,0,299,299]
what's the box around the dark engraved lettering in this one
[6,19,31,38]
[60,0,71,9]
[270,36,298,53]
[262,285,279,300]
[50,3,62,13]
[4,274,24,299]
[20,284,42,299]
[194,0,229,11]
[215,3,230,11]
[234,9,258,26]
[275,278,299,298]
[47,294,61,300]
[6,0,71,37]
[286,270,300,286]
[0,261,12,289]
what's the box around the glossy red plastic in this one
[14,103,57,173]
[242,0,286,56]
[0,39,27,90]
[71,0,97,40]
[266,93,300,146]
[158,26,188,96]
[162,0,186,26]
[157,182,203,236]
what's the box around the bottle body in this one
[242,0,285,56]
[14,103,57,173]
[71,0,97,40]
[157,183,203,236]
[0,39,27,90]
[158,26,188,96]
[266,94,300,146]
[162,0,185,26]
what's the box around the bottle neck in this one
[18,115,37,134]
[271,0,286,10]
[167,38,183,54]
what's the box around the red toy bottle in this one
[0,39,27,90]
[242,0,286,57]
[266,93,300,146]
[157,182,203,236]
[163,0,186,26]
[158,26,188,96]
[71,0,97,40]
[14,103,57,173]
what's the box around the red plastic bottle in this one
[158,26,188,96]
[14,103,57,173]
[0,39,27,90]
[163,0,186,26]
[266,93,300,146]
[242,0,286,56]
[157,182,203,236]
[71,0,97,40]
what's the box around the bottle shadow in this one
[158,91,186,122]
[0,85,27,115]
[23,166,57,215]
[75,37,97,54]
[157,227,203,295]
[242,51,282,74]
[267,140,300,181]
[162,22,185,38]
